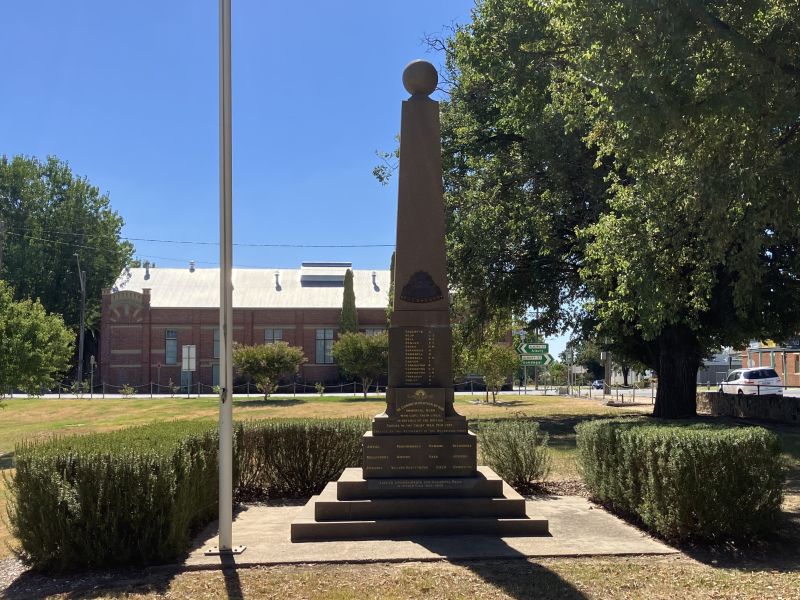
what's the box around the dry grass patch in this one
[0,473,14,559]
[10,555,799,599]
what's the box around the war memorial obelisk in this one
[291,61,548,541]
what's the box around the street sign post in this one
[520,353,554,367]
[182,345,196,398]
[515,342,548,356]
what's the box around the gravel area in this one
[520,479,590,498]
[0,557,26,593]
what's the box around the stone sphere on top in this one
[402,60,438,97]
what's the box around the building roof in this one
[111,264,391,309]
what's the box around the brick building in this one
[743,345,800,387]
[99,262,390,390]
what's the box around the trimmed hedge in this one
[7,421,224,571]
[237,418,368,498]
[6,417,368,571]
[576,419,785,541]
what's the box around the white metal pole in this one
[218,0,235,553]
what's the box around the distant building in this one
[743,344,800,387]
[697,350,743,385]
[99,262,390,390]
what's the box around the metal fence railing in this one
[5,379,793,400]
[698,381,793,396]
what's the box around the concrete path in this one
[184,497,677,569]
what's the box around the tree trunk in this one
[362,377,371,399]
[653,326,701,418]
[622,366,629,386]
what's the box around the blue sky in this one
[1,1,569,357]
[2,1,473,270]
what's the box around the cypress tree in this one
[339,269,359,333]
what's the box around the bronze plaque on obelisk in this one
[363,60,476,478]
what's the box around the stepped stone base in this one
[290,467,549,542]
[363,431,477,478]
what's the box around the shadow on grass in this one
[458,559,587,600]
[323,396,386,404]
[659,508,800,574]
[232,398,307,408]
[2,513,249,599]
[1,565,176,599]
[0,454,13,470]
[220,553,244,600]
[415,537,586,599]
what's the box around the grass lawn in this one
[1,393,799,597]
[0,473,12,559]
[0,393,637,455]
[4,555,800,599]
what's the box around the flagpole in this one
[207,0,242,556]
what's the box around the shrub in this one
[120,383,136,397]
[232,342,306,399]
[6,417,369,571]
[237,418,368,498]
[477,418,552,488]
[576,419,785,541]
[315,382,325,396]
[6,421,226,571]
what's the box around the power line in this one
[5,230,388,269]
[5,231,216,265]
[8,225,395,248]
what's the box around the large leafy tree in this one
[545,0,800,416]
[440,0,800,417]
[332,331,389,398]
[0,155,133,332]
[0,281,74,395]
[438,0,610,339]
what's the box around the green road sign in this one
[520,352,554,367]
[515,342,549,355]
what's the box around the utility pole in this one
[74,253,86,386]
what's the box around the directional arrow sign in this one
[520,352,554,367]
[515,342,549,355]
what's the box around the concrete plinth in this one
[363,432,477,478]
[336,466,504,500]
[290,466,549,543]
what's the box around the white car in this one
[719,368,783,396]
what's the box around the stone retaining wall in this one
[697,391,800,424]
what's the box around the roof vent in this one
[372,270,379,291]
[300,262,351,284]
[274,270,282,291]
[144,260,151,280]
[189,260,196,273]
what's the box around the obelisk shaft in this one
[392,95,450,321]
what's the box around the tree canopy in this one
[232,342,306,399]
[438,0,800,417]
[473,343,519,403]
[0,155,133,331]
[0,281,74,396]
[331,331,389,398]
